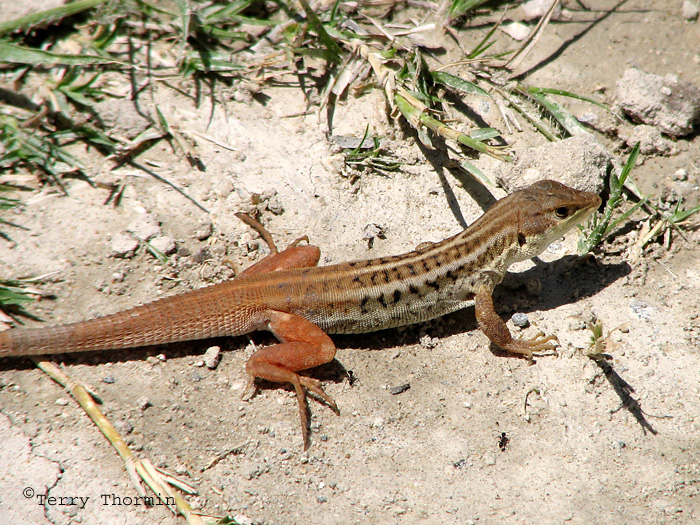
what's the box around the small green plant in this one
[629,197,700,263]
[0,279,36,307]
[448,0,494,21]
[0,113,87,191]
[0,277,47,322]
[344,127,402,175]
[578,142,700,257]
[578,143,647,253]
[0,183,24,235]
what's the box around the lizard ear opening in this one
[518,233,527,246]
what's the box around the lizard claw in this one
[300,376,339,414]
[242,378,259,401]
[290,235,310,247]
[503,332,559,363]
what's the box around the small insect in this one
[346,370,357,386]
[498,432,510,452]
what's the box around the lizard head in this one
[512,180,601,261]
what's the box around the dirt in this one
[1,1,700,524]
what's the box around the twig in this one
[29,357,211,524]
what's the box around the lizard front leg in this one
[246,311,338,449]
[475,285,558,363]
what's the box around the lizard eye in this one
[555,206,570,219]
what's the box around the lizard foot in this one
[502,332,559,363]
[291,376,339,450]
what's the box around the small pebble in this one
[363,223,387,247]
[453,458,468,469]
[55,398,70,406]
[102,376,116,384]
[577,112,598,125]
[204,346,222,369]
[109,233,139,258]
[612,440,627,451]
[419,335,439,349]
[522,0,562,20]
[500,21,530,41]
[192,246,212,264]
[512,312,530,328]
[568,318,586,331]
[114,420,134,434]
[390,383,410,395]
[673,168,688,181]
[137,397,152,411]
[266,195,284,215]
[127,214,161,241]
[682,0,699,20]
[232,514,253,525]
[150,236,176,255]
[193,221,213,240]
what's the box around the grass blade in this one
[0,0,108,36]
[0,43,123,66]
[527,90,588,136]
[0,280,36,306]
[297,0,342,63]
[468,22,500,59]
[431,71,491,98]
[498,88,558,141]
[527,87,616,116]
[394,92,510,162]
[449,0,491,19]
[460,160,495,187]
[470,128,500,141]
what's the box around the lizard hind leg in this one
[235,212,321,277]
[234,214,331,448]
[246,310,339,449]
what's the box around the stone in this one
[616,68,700,137]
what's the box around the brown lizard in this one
[0,180,601,448]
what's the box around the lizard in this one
[0,179,601,448]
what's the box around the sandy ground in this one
[1,1,700,524]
